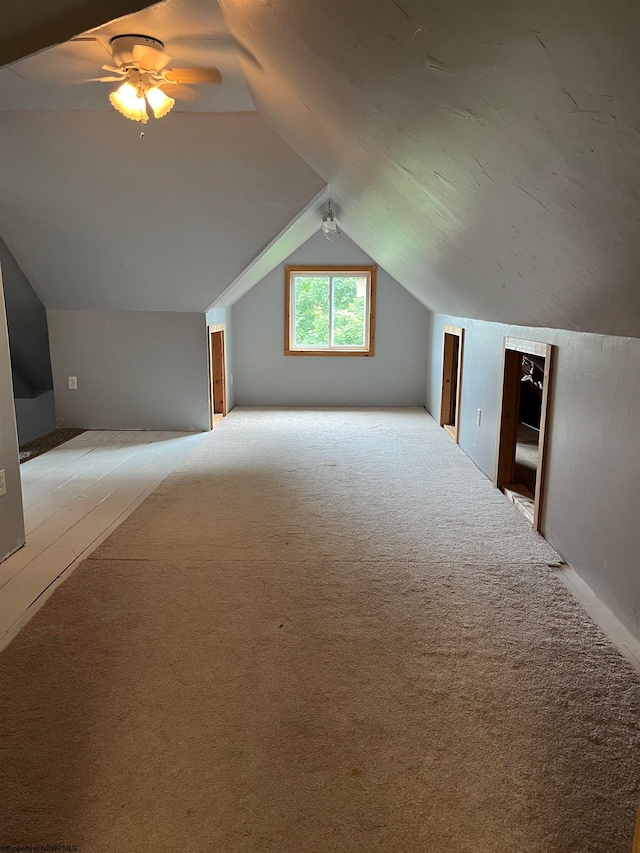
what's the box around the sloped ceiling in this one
[0,0,325,312]
[219,0,640,337]
[0,0,153,66]
[0,0,255,114]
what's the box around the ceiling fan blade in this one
[164,67,221,85]
[159,83,201,103]
[130,44,172,72]
[73,75,125,83]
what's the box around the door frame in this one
[207,324,227,427]
[494,337,553,531]
[439,325,464,443]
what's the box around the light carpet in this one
[1,408,638,852]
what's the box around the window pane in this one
[294,276,330,346]
[332,276,366,347]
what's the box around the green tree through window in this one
[292,273,369,349]
[294,276,330,346]
[332,276,366,346]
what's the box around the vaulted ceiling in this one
[220,0,640,336]
[1,0,639,335]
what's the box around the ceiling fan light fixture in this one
[145,86,175,119]
[109,81,148,123]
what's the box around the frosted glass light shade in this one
[109,82,149,123]
[146,87,175,119]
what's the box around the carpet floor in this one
[1,408,638,852]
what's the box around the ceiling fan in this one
[85,34,222,123]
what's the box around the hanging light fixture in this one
[145,86,175,119]
[109,81,149,123]
[109,79,175,124]
[91,35,221,129]
[322,201,341,241]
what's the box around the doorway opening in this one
[439,326,464,443]
[495,338,553,530]
[208,327,227,428]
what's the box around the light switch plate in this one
[477,409,482,426]
[0,469,6,497]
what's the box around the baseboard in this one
[550,563,640,675]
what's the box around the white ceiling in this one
[0,0,255,113]
[220,0,640,337]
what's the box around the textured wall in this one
[233,231,429,407]
[0,268,25,562]
[48,310,210,431]
[426,313,640,639]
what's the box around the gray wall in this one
[48,310,210,431]
[426,313,640,639]
[0,267,25,562]
[0,111,323,314]
[1,237,56,444]
[14,391,56,445]
[1,237,52,395]
[232,231,429,406]
[206,306,235,412]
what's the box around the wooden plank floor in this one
[0,429,208,651]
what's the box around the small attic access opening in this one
[439,326,464,443]
[495,338,553,531]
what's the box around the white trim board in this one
[551,563,640,675]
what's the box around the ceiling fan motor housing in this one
[109,35,168,72]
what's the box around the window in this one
[285,265,376,356]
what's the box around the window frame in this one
[284,265,376,357]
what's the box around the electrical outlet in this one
[0,469,6,497]
[68,376,78,390]
[477,409,482,426]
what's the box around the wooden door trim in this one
[495,337,553,532]
[207,325,227,428]
[533,344,553,531]
[439,326,464,444]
